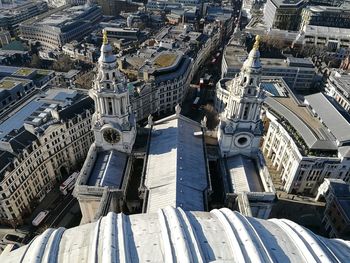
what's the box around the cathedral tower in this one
[218,36,264,157]
[89,30,136,153]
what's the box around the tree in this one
[29,54,42,68]
[52,55,75,72]
[203,104,219,130]
[75,71,94,89]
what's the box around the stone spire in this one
[89,30,136,153]
[217,35,264,157]
[242,35,262,71]
[98,29,115,64]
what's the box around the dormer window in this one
[106,73,109,80]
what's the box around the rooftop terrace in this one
[153,53,178,68]
[14,68,35,77]
[0,77,31,90]
[264,84,337,154]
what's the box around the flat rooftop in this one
[224,45,313,70]
[24,5,98,29]
[329,73,350,96]
[265,89,337,151]
[14,68,35,77]
[305,93,350,144]
[271,0,305,7]
[153,53,178,68]
[145,115,208,213]
[304,25,350,37]
[261,78,288,96]
[0,77,31,90]
[87,150,127,188]
[227,155,264,193]
[0,89,79,140]
[308,5,350,13]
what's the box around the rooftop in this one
[14,68,35,77]
[88,150,127,188]
[22,4,100,30]
[305,93,350,144]
[265,86,337,152]
[145,114,208,213]
[304,25,350,37]
[0,77,31,90]
[271,0,305,7]
[227,155,264,193]
[329,72,350,97]
[153,53,177,68]
[307,5,350,13]
[2,207,350,262]
[0,89,81,141]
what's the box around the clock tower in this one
[218,36,264,158]
[89,30,136,153]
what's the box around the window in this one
[243,104,249,120]
[108,99,113,115]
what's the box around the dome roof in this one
[1,207,350,262]
[98,30,116,64]
[243,35,262,70]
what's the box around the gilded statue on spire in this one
[102,29,108,45]
[253,35,260,50]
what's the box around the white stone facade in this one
[262,110,350,195]
[218,39,264,158]
[0,99,94,226]
[326,71,350,113]
[89,34,136,153]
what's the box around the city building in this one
[0,89,94,226]
[103,27,147,42]
[309,0,344,6]
[0,66,57,113]
[19,4,102,50]
[326,70,350,113]
[96,0,140,16]
[130,22,224,118]
[2,207,350,262]
[45,0,88,8]
[316,178,350,239]
[300,6,350,30]
[0,0,48,35]
[0,65,56,87]
[0,31,11,47]
[62,41,99,63]
[120,50,193,116]
[128,81,159,122]
[74,32,137,224]
[262,85,350,195]
[222,42,316,92]
[301,25,350,51]
[217,37,276,219]
[146,0,202,12]
[263,0,306,31]
[0,77,34,112]
[340,55,350,71]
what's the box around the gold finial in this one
[253,35,260,50]
[102,29,108,45]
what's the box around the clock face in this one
[103,128,121,144]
